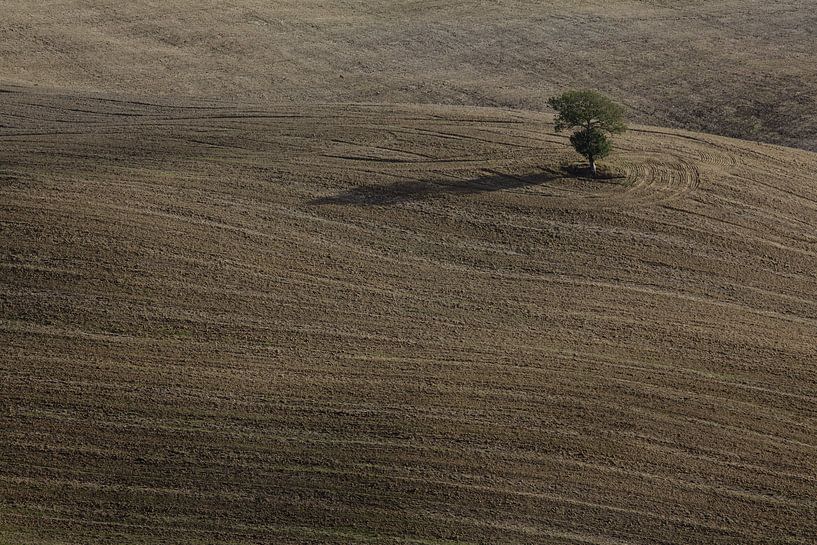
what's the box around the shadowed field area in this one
[2,88,816,544]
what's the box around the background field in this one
[2,2,817,545]
[2,0,817,150]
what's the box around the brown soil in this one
[2,88,816,544]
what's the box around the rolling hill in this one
[3,1,817,544]
[2,87,816,544]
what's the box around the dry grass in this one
[1,1,817,150]
[2,88,817,544]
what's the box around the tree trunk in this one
[590,159,597,177]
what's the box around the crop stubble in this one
[1,89,817,544]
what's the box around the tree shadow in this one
[310,170,566,206]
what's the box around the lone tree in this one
[547,90,626,177]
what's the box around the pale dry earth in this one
[2,87,817,544]
[2,1,817,150]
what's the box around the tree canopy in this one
[548,90,626,135]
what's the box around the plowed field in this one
[2,88,816,544]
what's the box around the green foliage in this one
[548,90,627,134]
[570,127,611,163]
[548,90,626,172]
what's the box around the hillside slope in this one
[2,87,816,544]
[2,1,817,150]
